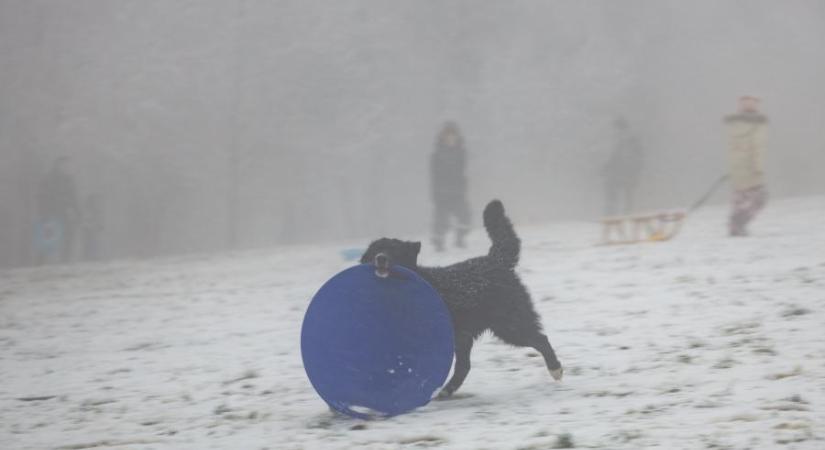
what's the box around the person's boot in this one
[729,215,748,237]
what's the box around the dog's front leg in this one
[437,332,474,398]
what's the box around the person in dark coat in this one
[430,121,471,251]
[602,116,644,216]
[35,157,80,264]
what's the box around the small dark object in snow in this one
[781,306,810,317]
[17,396,56,402]
[785,394,808,404]
[677,354,693,364]
[223,369,259,385]
[214,404,231,415]
[553,433,575,448]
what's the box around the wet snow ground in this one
[1,196,824,449]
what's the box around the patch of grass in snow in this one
[677,354,693,364]
[766,365,802,380]
[553,433,575,448]
[780,306,811,317]
[398,435,446,446]
[752,346,777,355]
[614,429,643,442]
[720,321,761,336]
[712,357,738,369]
[222,369,260,385]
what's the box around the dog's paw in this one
[550,367,564,381]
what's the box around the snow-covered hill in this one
[2,196,823,449]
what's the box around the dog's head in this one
[360,238,421,277]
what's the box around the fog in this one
[2,0,824,268]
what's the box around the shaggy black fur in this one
[360,199,563,397]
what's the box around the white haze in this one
[1,0,824,267]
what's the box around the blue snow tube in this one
[301,264,454,419]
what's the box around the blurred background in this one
[2,0,824,268]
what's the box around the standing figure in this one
[724,95,768,237]
[430,121,471,251]
[602,116,644,216]
[35,157,80,264]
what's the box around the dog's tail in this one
[484,199,520,268]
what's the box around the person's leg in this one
[730,186,768,236]
[749,185,768,220]
[604,183,619,216]
[33,222,45,266]
[740,185,768,232]
[83,228,100,261]
[623,185,635,215]
[60,221,75,263]
[453,198,471,248]
[432,202,448,251]
[729,201,745,236]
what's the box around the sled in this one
[600,210,686,245]
[598,175,729,246]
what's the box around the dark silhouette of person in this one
[35,157,80,264]
[430,121,471,251]
[602,116,644,216]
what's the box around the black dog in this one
[360,200,563,397]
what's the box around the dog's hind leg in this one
[491,318,563,382]
[530,332,564,381]
[438,331,475,398]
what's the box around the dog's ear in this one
[402,241,421,267]
[359,240,377,264]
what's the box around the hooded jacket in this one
[724,112,768,190]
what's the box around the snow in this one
[1,196,824,449]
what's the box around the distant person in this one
[35,156,80,264]
[602,116,644,216]
[82,193,104,261]
[724,95,768,237]
[430,121,471,251]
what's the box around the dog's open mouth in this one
[373,253,391,278]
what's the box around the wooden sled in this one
[598,175,729,246]
[600,210,686,245]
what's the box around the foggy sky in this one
[2,0,824,267]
